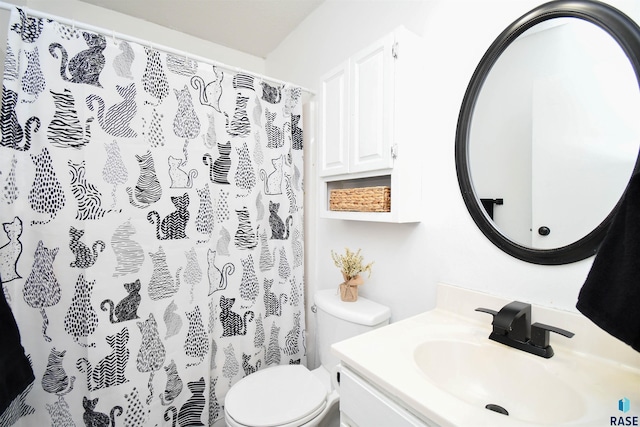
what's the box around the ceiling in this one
[77,0,324,58]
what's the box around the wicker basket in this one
[329,186,391,212]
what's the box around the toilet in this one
[224,289,391,427]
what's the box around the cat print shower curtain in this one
[0,7,305,426]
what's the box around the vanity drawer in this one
[339,367,435,427]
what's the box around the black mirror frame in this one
[455,0,640,265]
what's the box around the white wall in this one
[265,0,640,365]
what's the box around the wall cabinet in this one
[318,27,425,222]
[320,33,395,176]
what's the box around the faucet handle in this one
[530,322,574,348]
[475,307,498,318]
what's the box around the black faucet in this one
[476,301,574,358]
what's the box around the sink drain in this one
[485,404,509,416]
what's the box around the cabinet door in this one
[340,368,433,426]
[349,34,395,174]
[319,62,350,177]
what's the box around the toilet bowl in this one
[224,290,391,427]
[224,365,338,427]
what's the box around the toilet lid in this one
[225,365,327,427]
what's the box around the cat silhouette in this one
[242,353,262,376]
[283,87,302,117]
[148,246,182,301]
[265,108,290,149]
[69,226,105,268]
[113,40,134,79]
[268,201,293,240]
[136,313,166,404]
[0,216,22,283]
[264,278,287,317]
[209,377,223,424]
[260,155,284,195]
[173,85,201,140]
[47,89,93,148]
[127,150,162,209]
[142,47,169,105]
[63,274,98,347]
[1,155,19,204]
[203,141,231,185]
[163,377,206,427]
[24,240,61,342]
[46,396,73,427]
[184,306,209,368]
[86,83,137,137]
[163,300,183,339]
[202,111,217,149]
[41,347,75,396]
[20,47,45,103]
[142,108,166,147]
[69,160,119,220]
[258,230,276,272]
[49,32,106,87]
[100,279,141,323]
[220,296,254,337]
[235,207,259,249]
[226,94,251,137]
[261,82,282,104]
[195,184,214,243]
[283,311,302,357]
[81,396,122,427]
[159,359,183,405]
[76,327,130,391]
[207,249,234,296]
[111,220,145,277]
[29,148,66,225]
[235,142,256,193]
[11,8,43,42]
[168,156,198,188]
[147,193,190,240]
[191,67,223,112]
[0,85,40,151]
[292,114,303,150]
[222,344,239,386]
[266,323,281,366]
[240,255,259,303]
[103,141,128,209]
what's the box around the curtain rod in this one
[0,1,316,96]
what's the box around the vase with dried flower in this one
[331,248,374,302]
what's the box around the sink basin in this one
[333,285,640,427]
[413,339,586,425]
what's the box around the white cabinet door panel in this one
[320,62,350,176]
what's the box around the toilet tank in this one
[314,289,391,373]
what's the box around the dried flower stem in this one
[331,248,373,280]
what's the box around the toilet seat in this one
[225,365,328,427]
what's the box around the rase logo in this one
[611,398,638,426]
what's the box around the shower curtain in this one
[0,7,305,426]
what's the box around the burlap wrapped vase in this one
[339,273,364,302]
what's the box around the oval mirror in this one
[456,0,640,264]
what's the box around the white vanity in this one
[332,283,640,426]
